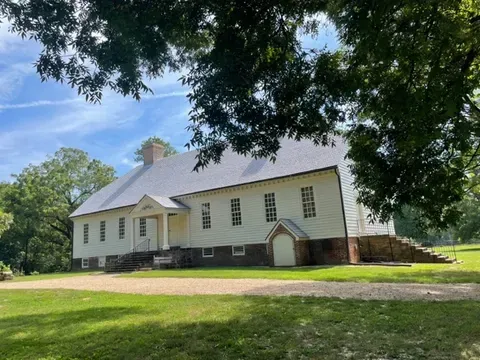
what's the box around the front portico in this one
[130,195,190,251]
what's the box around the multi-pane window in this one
[82,258,89,268]
[230,198,242,226]
[264,192,277,223]
[301,186,317,218]
[202,247,214,257]
[100,221,106,242]
[139,218,147,237]
[83,224,89,244]
[202,202,211,229]
[232,245,245,256]
[118,217,125,239]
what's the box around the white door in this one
[273,234,296,266]
[98,256,106,268]
[168,214,180,246]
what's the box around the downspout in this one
[335,167,351,264]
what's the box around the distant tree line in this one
[0,137,176,274]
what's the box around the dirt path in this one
[1,274,480,301]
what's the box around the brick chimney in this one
[142,143,165,165]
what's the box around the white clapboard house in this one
[70,138,397,271]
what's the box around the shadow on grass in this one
[178,266,339,272]
[455,247,480,253]
[132,267,480,284]
[0,292,479,359]
[322,270,480,284]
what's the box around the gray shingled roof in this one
[146,195,190,209]
[278,219,309,239]
[265,218,310,241]
[70,137,346,217]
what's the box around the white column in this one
[162,213,170,250]
[186,213,191,247]
[130,217,135,249]
[156,215,162,251]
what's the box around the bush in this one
[31,271,40,276]
[0,261,11,272]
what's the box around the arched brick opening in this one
[266,223,310,267]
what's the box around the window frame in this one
[83,223,89,244]
[201,202,211,230]
[202,247,214,258]
[232,245,245,256]
[139,218,147,238]
[300,186,317,219]
[82,258,89,269]
[264,192,278,223]
[99,220,106,242]
[118,217,125,240]
[230,197,242,227]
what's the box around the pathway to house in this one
[2,274,480,301]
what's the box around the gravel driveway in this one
[1,274,480,301]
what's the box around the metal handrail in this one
[106,238,150,270]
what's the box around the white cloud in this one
[0,22,192,181]
[0,18,41,53]
[121,157,140,168]
[0,90,188,110]
[0,62,36,101]
[145,68,187,92]
[0,98,81,110]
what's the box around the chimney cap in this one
[142,142,165,150]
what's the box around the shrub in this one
[31,271,40,276]
[0,261,11,272]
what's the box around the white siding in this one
[338,158,358,237]
[338,159,396,236]
[73,170,351,257]
[72,208,157,258]
[361,204,396,235]
[176,171,346,248]
[134,217,157,249]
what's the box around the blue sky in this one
[0,20,337,182]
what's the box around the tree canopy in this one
[134,136,179,162]
[0,148,115,273]
[1,0,479,228]
[0,210,13,238]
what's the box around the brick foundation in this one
[191,244,269,267]
[74,235,354,270]
[267,235,350,266]
[72,255,116,271]
[75,235,452,270]
[348,237,361,263]
[295,240,310,266]
[72,258,82,270]
[315,238,349,265]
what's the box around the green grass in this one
[13,271,100,282]
[0,290,479,359]
[123,244,480,284]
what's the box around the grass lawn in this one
[123,244,480,284]
[0,289,479,359]
[13,271,100,282]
